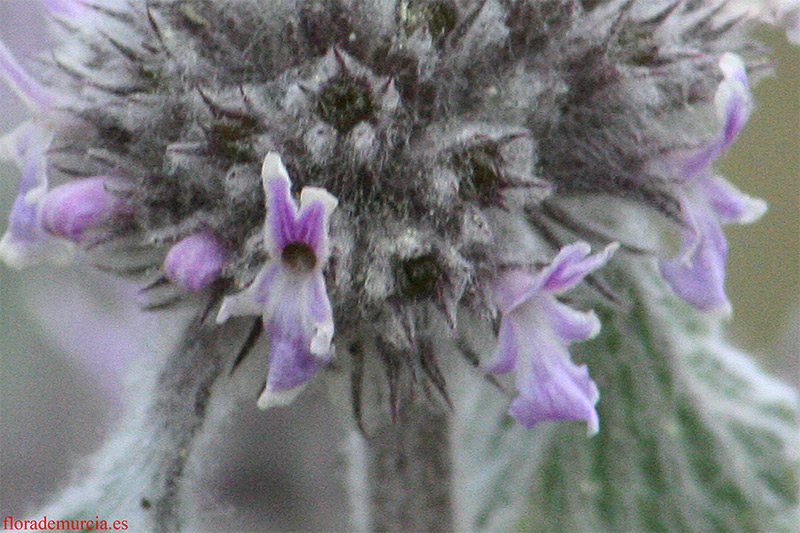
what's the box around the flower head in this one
[0,0,778,433]
[659,53,767,314]
[486,241,618,435]
[217,153,337,409]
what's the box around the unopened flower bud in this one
[164,232,228,292]
[40,177,128,242]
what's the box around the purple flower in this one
[0,37,71,268]
[40,177,129,243]
[486,242,618,435]
[217,153,338,409]
[659,53,767,314]
[164,232,228,292]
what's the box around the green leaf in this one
[451,256,798,532]
[520,260,799,532]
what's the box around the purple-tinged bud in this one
[40,177,128,242]
[164,232,228,292]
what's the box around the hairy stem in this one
[38,310,230,531]
[349,403,454,532]
[147,313,228,530]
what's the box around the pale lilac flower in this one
[164,232,228,292]
[659,53,767,314]
[0,37,71,267]
[486,241,618,435]
[217,153,338,409]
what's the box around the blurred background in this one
[0,2,797,530]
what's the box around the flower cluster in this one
[0,0,779,432]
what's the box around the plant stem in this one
[147,313,228,531]
[349,403,454,532]
[37,310,231,531]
